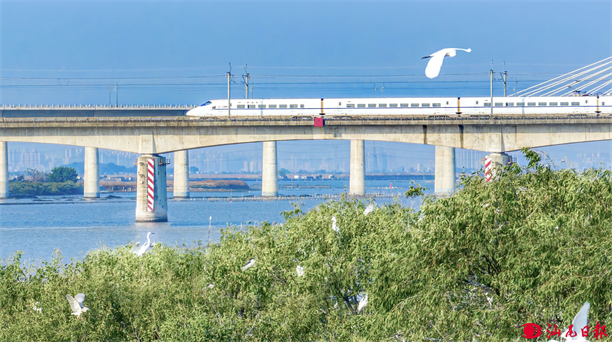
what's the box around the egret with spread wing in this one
[66,293,89,318]
[422,48,471,79]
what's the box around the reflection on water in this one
[0,179,431,262]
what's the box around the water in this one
[0,179,431,262]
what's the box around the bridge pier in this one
[485,152,512,181]
[0,142,8,199]
[136,154,168,222]
[349,140,365,196]
[261,141,278,197]
[173,150,190,198]
[84,147,100,198]
[434,146,456,196]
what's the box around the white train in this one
[186,96,611,117]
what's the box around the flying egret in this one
[242,258,255,272]
[66,293,89,318]
[332,216,340,233]
[422,48,472,79]
[130,242,140,254]
[363,204,375,216]
[136,232,155,256]
[296,265,304,277]
[357,293,368,312]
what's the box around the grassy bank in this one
[2,152,612,341]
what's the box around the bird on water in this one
[422,48,472,79]
[66,293,89,318]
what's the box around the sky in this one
[1,0,611,172]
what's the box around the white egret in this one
[422,48,472,79]
[296,265,304,277]
[207,283,215,289]
[33,302,42,313]
[66,293,89,318]
[242,258,255,272]
[130,242,140,254]
[357,293,368,312]
[136,232,155,256]
[547,302,590,342]
[332,216,340,233]
[363,204,375,216]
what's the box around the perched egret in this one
[207,283,215,289]
[296,265,304,277]
[130,242,140,254]
[332,216,340,233]
[136,232,155,256]
[422,48,472,79]
[66,293,89,318]
[357,293,368,313]
[33,302,42,313]
[242,258,256,272]
[363,204,375,216]
[547,302,590,342]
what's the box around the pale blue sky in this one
[1,1,611,171]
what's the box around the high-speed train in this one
[186,96,611,117]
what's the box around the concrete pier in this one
[486,152,512,180]
[173,150,190,198]
[136,154,168,222]
[349,140,365,196]
[434,146,456,196]
[0,142,8,199]
[261,141,278,197]
[83,147,100,198]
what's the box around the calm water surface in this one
[0,179,431,262]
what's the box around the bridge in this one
[1,58,611,221]
[2,111,612,221]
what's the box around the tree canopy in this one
[2,150,611,341]
[47,166,78,183]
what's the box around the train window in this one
[494,103,503,107]
[517,102,525,106]
[269,104,277,108]
[258,105,266,109]
[476,101,479,104]
[379,104,387,107]
[279,104,288,108]
[603,102,606,106]
[410,103,419,107]
[338,102,341,106]
[400,103,409,107]
[432,103,441,107]
[446,101,449,105]
[560,102,569,106]
[549,102,558,106]
[484,103,491,107]
[390,103,398,107]
[368,104,376,108]
[248,105,256,108]
[358,104,366,108]
[290,104,298,108]
[422,103,430,107]
[506,103,514,106]
[237,105,246,109]
[538,102,547,106]
[300,104,305,108]
[571,102,580,106]
[527,102,536,106]
[347,104,355,108]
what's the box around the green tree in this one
[48,166,78,183]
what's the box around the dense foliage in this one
[1,152,611,341]
[48,166,79,183]
[8,181,83,197]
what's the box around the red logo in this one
[521,323,542,339]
